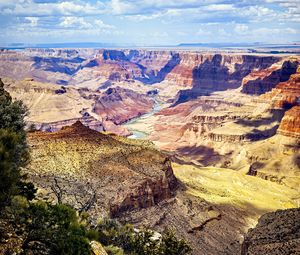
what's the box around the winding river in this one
[122,98,162,139]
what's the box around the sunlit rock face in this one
[277,106,300,138]
[260,68,300,109]
[26,121,177,219]
[172,54,280,105]
[0,49,281,89]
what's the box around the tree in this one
[0,78,29,207]
[159,230,192,255]
[20,202,92,255]
[96,219,192,255]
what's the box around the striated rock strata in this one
[93,86,154,125]
[277,106,300,138]
[242,59,299,95]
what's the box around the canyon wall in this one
[242,59,299,95]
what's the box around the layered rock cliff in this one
[242,59,299,95]
[93,86,154,125]
[2,78,153,136]
[0,49,283,91]
[260,67,300,108]
[173,54,280,104]
[277,106,300,138]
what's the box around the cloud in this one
[25,16,38,26]
[94,19,115,29]
[60,17,115,30]
[60,17,92,28]
[0,0,299,45]
[2,0,106,16]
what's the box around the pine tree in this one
[0,78,29,207]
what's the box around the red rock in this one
[93,86,154,125]
[241,60,299,95]
[261,71,300,109]
[277,106,300,138]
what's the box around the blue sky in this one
[0,0,299,45]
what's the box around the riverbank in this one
[122,98,167,139]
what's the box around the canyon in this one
[0,48,299,255]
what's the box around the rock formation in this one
[173,54,280,104]
[25,121,177,219]
[277,106,300,138]
[93,86,154,125]
[241,207,300,255]
[259,66,300,108]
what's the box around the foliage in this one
[97,219,192,255]
[105,245,125,255]
[159,229,192,255]
[0,78,29,207]
[0,79,191,255]
[13,201,92,255]
[17,180,37,201]
[0,129,25,206]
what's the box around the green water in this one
[123,99,162,139]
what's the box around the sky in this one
[0,0,300,46]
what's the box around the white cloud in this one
[204,4,234,11]
[59,17,115,31]
[2,0,106,16]
[110,0,134,15]
[94,19,115,29]
[25,16,38,27]
[60,17,92,28]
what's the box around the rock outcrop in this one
[277,106,300,138]
[241,207,300,255]
[0,49,282,90]
[26,121,177,220]
[2,78,153,136]
[27,115,104,132]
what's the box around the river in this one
[122,98,162,139]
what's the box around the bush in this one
[96,219,192,255]
[19,202,92,255]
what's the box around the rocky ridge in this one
[241,207,300,255]
[26,121,177,219]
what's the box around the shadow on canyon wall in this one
[175,145,226,166]
[242,60,299,95]
[236,109,286,141]
[236,109,285,127]
[33,56,85,75]
[245,125,280,141]
[173,55,288,106]
[136,53,181,84]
